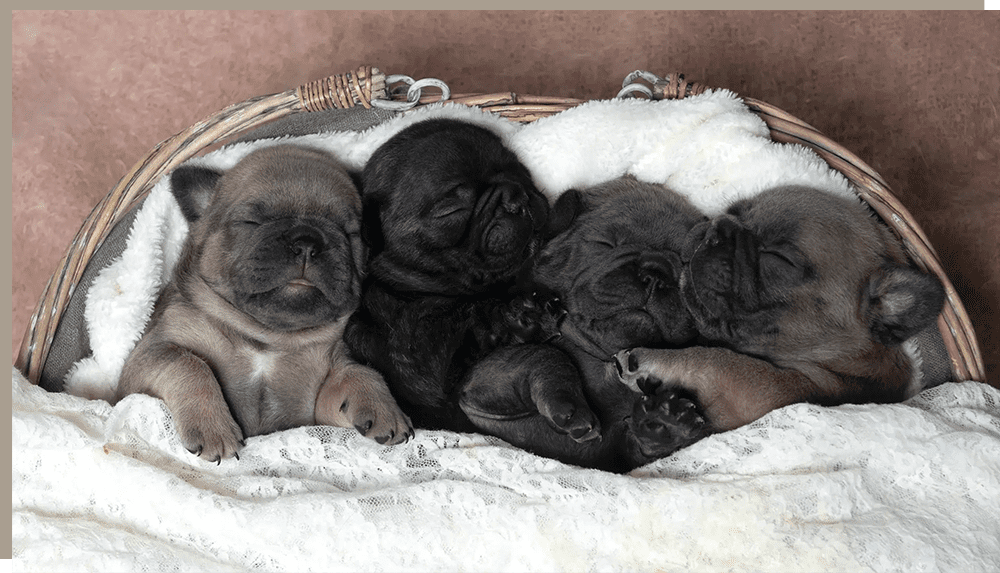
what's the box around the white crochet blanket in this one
[16,92,1000,571]
[13,368,1000,571]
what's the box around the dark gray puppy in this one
[118,145,412,462]
[616,186,945,433]
[460,177,710,472]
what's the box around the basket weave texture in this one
[15,66,986,386]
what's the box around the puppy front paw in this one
[629,387,710,459]
[537,394,601,443]
[174,399,246,463]
[316,365,414,446]
[496,290,566,345]
[614,348,679,394]
[341,392,414,446]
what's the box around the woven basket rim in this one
[15,67,986,386]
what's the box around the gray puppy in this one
[117,145,412,462]
[616,186,945,433]
[461,177,709,472]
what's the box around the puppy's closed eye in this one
[430,201,471,220]
[585,234,617,250]
[759,244,809,285]
[760,248,798,269]
[429,185,474,219]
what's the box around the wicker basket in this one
[15,66,986,386]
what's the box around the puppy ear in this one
[170,165,223,223]
[865,264,945,345]
[545,189,584,240]
[360,197,385,257]
[347,170,365,195]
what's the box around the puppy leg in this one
[315,359,413,445]
[460,344,600,443]
[615,346,816,431]
[118,340,245,462]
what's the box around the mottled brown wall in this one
[12,10,999,385]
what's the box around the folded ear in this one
[170,165,223,223]
[532,190,590,291]
[545,188,584,240]
[360,197,385,257]
[865,264,945,345]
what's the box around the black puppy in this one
[345,118,598,440]
[460,177,711,472]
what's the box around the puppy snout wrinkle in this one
[637,252,677,289]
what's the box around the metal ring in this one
[385,74,414,96]
[373,76,451,111]
[408,78,451,104]
[616,83,654,99]
[617,70,662,99]
[621,70,663,89]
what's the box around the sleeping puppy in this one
[118,145,413,463]
[344,118,593,436]
[461,178,711,472]
[616,186,945,434]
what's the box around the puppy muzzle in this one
[476,183,538,259]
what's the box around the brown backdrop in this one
[12,10,999,387]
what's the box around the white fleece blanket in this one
[17,92,999,571]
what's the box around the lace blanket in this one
[12,368,1000,571]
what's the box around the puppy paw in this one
[496,290,566,345]
[536,394,601,443]
[174,400,246,463]
[341,393,414,446]
[316,365,414,446]
[630,386,710,459]
[615,348,667,394]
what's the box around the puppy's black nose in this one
[286,226,325,260]
[498,183,528,215]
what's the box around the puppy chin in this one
[239,285,353,332]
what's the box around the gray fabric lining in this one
[233,105,397,144]
[913,324,953,389]
[41,206,140,392]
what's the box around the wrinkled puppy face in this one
[172,145,366,331]
[362,118,549,295]
[534,179,706,354]
[681,186,944,370]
